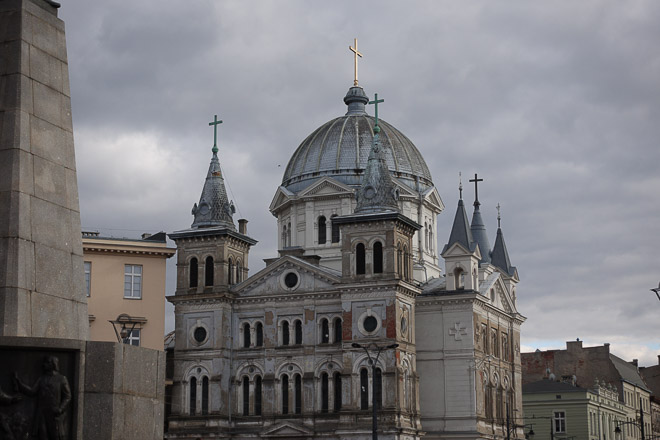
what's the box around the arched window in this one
[236,260,242,283]
[454,267,465,290]
[318,216,327,244]
[360,368,369,410]
[403,246,409,280]
[294,320,302,345]
[281,375,289,414]
[429,229,434,252]
[373,241,383,274]
[255,376,262,416]
[287,222,291,247]
[205,256,214,287]
[397,244,403,277]
[294,374,302,414]
[256,322,263,347]
[227,258,233,285]
[321,372,329,413]
[190,377,197,415]
[333,372,342,412]
[243,323,251,348]
[425,222,429,250]
[334,318,342,344]
[202,376,209,415]
[356,243,366,275]
[374,368,383,409]
[485,382,493,421]
[189,257,198,288]
[282,321,290,346]
[331,214,340,243]
[242,377,249,416]
[321,318,329,344]
[282,224,287,248]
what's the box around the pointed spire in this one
[491,205,516,276]
[469,173,491,264]
[355,93,399,213]
[190,117,236,229]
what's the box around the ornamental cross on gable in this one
[449,322,467,341]
[369,93,384,133]
[349,38,363,86]
[209,114,223,154]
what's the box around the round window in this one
[284,272,298,288]
[193,327,207,343]
[363,316,378,333]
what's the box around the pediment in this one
[390,177,418,199]
[235,255,341,298]
[480,272,516,314]
[269,186,295,213]
[422,186,445,211]
[441,241,481,259]
[298,177,354,198]
[262,421,314,437]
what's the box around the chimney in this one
[657,355,660,366]
[141,233,152,240]
[632,359,638,367]
[238,219,248,235]
[567,339,583,352]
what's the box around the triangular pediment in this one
[479,272,516,314]
[390,177,418,199]
[441,241,481,259]
[423,186,445,211]
[262,421,314,437]
[298,176,354,198]
[235,255,341,298]
[269,186,295,214]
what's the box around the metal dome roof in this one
[281,86,434,194]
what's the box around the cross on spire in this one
[209,114,223,154]
[497,203,501,228]
[349,38,363,87]
[369,93,384,133]
[459,172,463,200]
[469,173,483,207]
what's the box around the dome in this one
[281,86,434,194]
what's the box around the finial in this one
[459,172,463,200]
[469,173,483,207]
[497,203,501,228]
[368,93,384,133]
[209,114,223,154]
[349,38,363,87]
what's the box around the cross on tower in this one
[459,171,463,200]
[469,173,483,206]
[368,93,384,133]
[349,38,363,87]
[209,114,223,154]
[497,203,501,228]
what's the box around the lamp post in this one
[614,397,647,440]
[351,342,399,440]
[109,313,138,344]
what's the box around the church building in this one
[165,45,526,440]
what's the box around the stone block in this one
[84,341,118,393]
[0,107,32,152]
[157,350,166,401]
[0,8,21,42]
[81,392,114,439]
[123,344,159,397]
[123,396,161,440]
[32,79,64,127]
[0,190,32,240]
[31,197,72,252]
[34,154,68,208]
[0,236,35,290]
[30,114,74,168]
[29,44,62,91]
[0,39,21,75]
[34,242,73,297]
[30,289,79,338]
[28,9,61,60]
[0,285,31,336]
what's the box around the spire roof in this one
[442,197,476,254]
[470,203,491,264]
[491,210,516,276]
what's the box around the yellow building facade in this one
[83,231,175,350]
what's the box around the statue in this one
[13,356,71,440]
[0,385,23,440]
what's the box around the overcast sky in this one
[59,1,660,366]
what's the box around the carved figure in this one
[13,356,71,440]
[0,385,23,440]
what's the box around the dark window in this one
[284,272,298,288]
[282,375,289,414]
[333,372,342,412]
[202,376,209,415]
[243,323,251,348]
[356,243,366,275]
[236,260,242,283]
[255,376,262,415]
[205,256,214,287]
[374,368,382,409]
[189,257,198,287]
[397,245,402,277]
[190,377,197,415]
[193,326,207,344]
[373,241,383,274]
[318,216,327,244]
[227,258,233,285]
[294,320,302,345]
[485,384,493,421]
[321,319,329,344]
[295,374,302,414]
[331,215,340,243]
[360,369,369,410]
[334,318,342,343]
[282,321,290,346]
[321,372,329,413]
[403,246,409,280]
[363,316,378,333]
[256,322,263,347]
[242,377,249,416]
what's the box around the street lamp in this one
[351,342,399,440]
[614,397,647,440]
[109,313,139,344]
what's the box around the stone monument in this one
[0,0,165,438]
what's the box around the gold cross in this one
[349,38,363,86]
